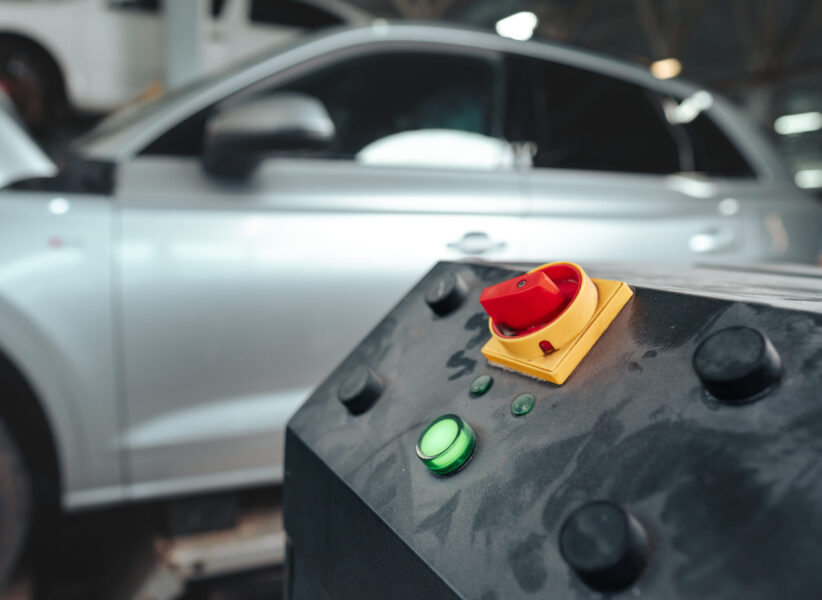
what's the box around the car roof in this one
[74,22,785,180]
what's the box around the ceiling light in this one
[650,58,681,79]
[795,169,822,189]
[496,11,538,41]
[774,112,822,136]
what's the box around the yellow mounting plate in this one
[481,278,633,385]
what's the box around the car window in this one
[142,50,502,163]
[510,56,680,174]
[660,92,755,177]
[274,52,499,160]
[678,114,755,177]
[249,0,344,29]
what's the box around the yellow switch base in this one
[481,278,633,385]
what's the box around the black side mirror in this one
[203,92,335,178]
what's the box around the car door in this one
[115,47,526,498]
[506,55,758,264]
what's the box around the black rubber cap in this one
[559,501,649,592]
[693,326,781,403]
[425,272,467,316]
[338,365,383,414]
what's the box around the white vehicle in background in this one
[0,0,369,129]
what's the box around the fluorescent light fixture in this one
[774,111,822,136]
[496,11,538,41]
[795,169,822,189]
[650,58,682,79]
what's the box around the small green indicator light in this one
[416,414,477,475]
[511,393,535,416]
[470,374,493,396]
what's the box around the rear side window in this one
[679,114,755,177]
[515,57,680,174]
[249,0,344,29]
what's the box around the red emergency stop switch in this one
[480,271,567,331]
[480,262,633,384]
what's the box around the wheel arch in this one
[0,345,62,517]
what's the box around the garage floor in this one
[1,487,285,600]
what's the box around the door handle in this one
[688,227,736,254]
[447,231,508,255]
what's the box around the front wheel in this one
[0,419,30,589]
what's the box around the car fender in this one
[0,190,123,509]
[0,295,89,505]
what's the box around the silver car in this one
[0,22,819,583]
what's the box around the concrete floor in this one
[1,487,285,600]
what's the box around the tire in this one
[0,419,30,589]
[0,41,64,133]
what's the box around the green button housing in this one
[416,414,477,475]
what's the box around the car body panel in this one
[0,190,122,508]
[523,170,755,263]
[115,155,525,498]
[748,180,822,263]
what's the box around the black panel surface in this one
[285,261,822,600]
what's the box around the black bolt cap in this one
[559,501,649,593]
[693,326,781,403]
[338,365,383,414]
[425,272,468,316]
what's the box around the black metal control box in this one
[284,261,822,600]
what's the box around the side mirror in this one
[203,92,335,178]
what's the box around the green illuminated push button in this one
[416,414,477,475]
[511,393,535,416]
[470,374,493,396]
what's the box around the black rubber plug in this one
[693,326,781,403]
[425,272,468,316]
[559,500,649,593]
[338,365,383,414]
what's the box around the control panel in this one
[284,260,822,599]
